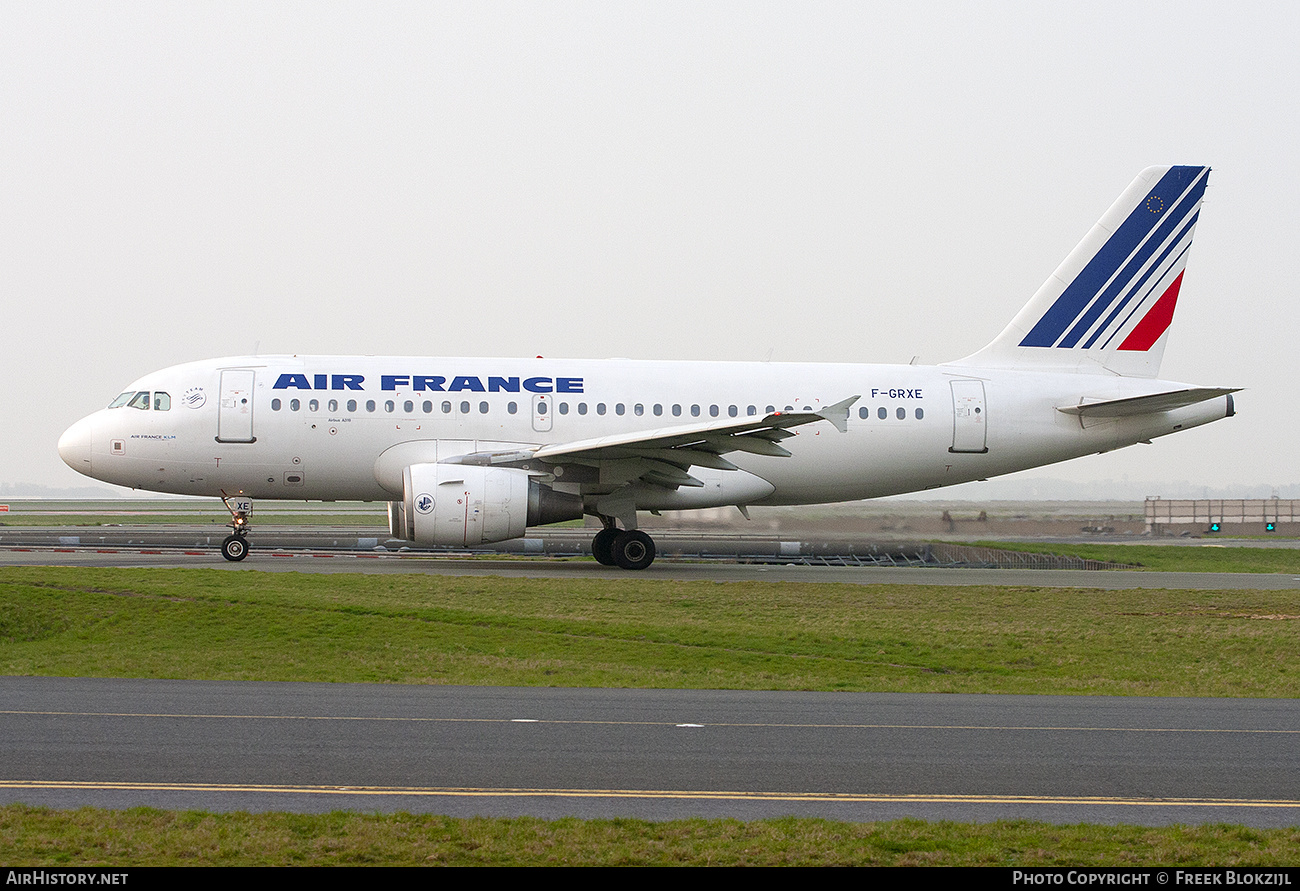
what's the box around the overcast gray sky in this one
[3,2,1294,495]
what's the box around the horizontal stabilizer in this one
[1057,387,1238,418]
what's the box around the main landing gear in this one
[591,522,656,571]
[220,495,252,562]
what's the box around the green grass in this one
[2,566,1296,696]
[4,567,1297,864]
[1,807,1296,865]
[971,542,1300,574]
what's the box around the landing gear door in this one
[949,380,988,454]
[217,370,257,443]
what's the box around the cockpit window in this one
[109,390,168,410]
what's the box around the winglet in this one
[817,396,860,433]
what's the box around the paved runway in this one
[1,677,1297,826]
[5,545,1300,589]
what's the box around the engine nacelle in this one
[399,463,582,547]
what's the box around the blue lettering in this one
[449,375,486,392]
[381,375,410,391]
[273,373,312,390]
[488,376,520,393]
[313,374,327,390]
[556,377,583,394]
[413,376,445,392]
[332,374,364,391]
[523,377,553,393]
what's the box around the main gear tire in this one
[592,528,619,566]
[611,530,655,571]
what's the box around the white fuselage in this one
[58,355,1231,511]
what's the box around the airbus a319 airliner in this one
[60,166,1236,568]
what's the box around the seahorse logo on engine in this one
[415,494,434,514]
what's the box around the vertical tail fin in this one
[954,165,1210,377]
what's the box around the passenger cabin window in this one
[290,398,301,411]
[508,401,518,414]
[271,398,282,411]
[403,400,414,413]
[347,399,358,412]
[309,399,319,412]
[328,399,338,412]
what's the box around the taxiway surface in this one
[1,677,1297,826]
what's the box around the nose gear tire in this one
[221,535,249,562]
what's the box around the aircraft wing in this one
[445,395,860,489]
[1056,387,1239,418]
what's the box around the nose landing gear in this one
[220,495,252,562]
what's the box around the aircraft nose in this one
[58,416,95,475]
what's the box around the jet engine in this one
[394,463,581,547]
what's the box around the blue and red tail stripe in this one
[1019,166,1209,350]
[1088,214,1196,349]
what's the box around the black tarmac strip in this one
[1,678,1298,827]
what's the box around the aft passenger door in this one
[216,370,257,443]
[949,380,987,453]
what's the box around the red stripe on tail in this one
[1118,272,1184,351]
